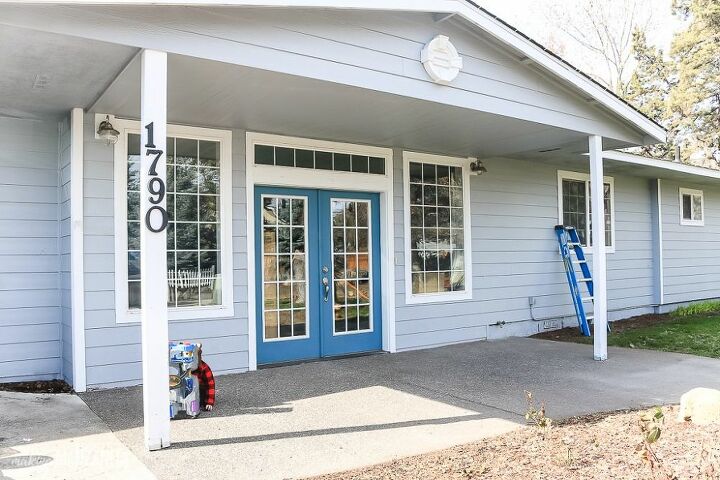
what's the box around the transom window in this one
[680,188,704,226]
[254,144,386,175]
[115,123,233,324]
[404,153,472,304]
[558,171,614,248]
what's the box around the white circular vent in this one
[421,35,463,84]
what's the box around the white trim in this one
[70,107,87,393]
[589,135,607,361]
[109,115,234,324]
[6,0,665,143]
[679,187,704,226]
[246,132,396,370]
[603,150,720,180]
[557,169,616,254]
[654,179,664,306]
[402,151,473,305]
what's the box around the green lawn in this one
[572,306,720,358]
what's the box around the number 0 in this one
[145,205,168,233]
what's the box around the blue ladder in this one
[554,225,594,336]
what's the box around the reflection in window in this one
[127,134,222,309]
[560,177,613,247]
[680,188,703,225]
[332,200,372,333]
[261,196,307,340]
[408,161,466,295]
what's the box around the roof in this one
[464,1,666,134]
[604,150,720,183]
[3,0,667,144]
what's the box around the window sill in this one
[680,220,704,227]
[116,305,235,325]
[404,290,472,305]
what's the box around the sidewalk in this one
[0,391,155,480]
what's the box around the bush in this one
[673,301,720,317]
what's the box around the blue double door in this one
[255,187,382,365]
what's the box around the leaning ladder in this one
[554,225,594,336]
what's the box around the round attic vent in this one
[421,35,463,84]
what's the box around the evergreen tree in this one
[668,0,720,165]
[626,29,676,158]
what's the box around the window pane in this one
[693,194,702,220]
[199,140,219,167]
[255,145,274,165]
[562,179,587,245]
[176,138,198,165]
[124,133,225,310]
[408,161,466,296]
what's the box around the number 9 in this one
[148,177,166,205]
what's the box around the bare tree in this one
[543,0,656,97]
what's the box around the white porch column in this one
[140,49,170,450]
[589,135,608,361]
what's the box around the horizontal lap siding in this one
[82,114,248,388]
[661,180,720,304]
[393,154,655,351]
[0,117,61,382]
[78,6,640,144]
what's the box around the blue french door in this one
[255,187,382,364]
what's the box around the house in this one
[2,1,718,397]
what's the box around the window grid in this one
[255,144,386,175]
[331,200,372,334]
[561,177,613,247]
[261,196,308,340]
[408,161,466,295]
[127,134,222,310]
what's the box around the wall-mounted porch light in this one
[469,158,487,175]
[96,115,119,145]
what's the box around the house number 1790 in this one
[144,122,168,233]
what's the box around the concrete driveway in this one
[79,338,720,480]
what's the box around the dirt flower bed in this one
[0,380,72,394]
[312,406,720,480]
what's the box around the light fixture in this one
[469,159,487,175]
[96,115,119,145]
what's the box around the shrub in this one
[673,301,720,318]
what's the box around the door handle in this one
[322,276,330,302]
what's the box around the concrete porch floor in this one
[79,337,720,480]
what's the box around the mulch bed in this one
[532,313,671,342]
[0,380,73,394]
[312,406,720,479]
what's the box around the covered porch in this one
[77,337,720,479]
[0,1,667,452]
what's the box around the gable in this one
[0,1,664,147]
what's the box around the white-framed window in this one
[557,170,615,251]
[113,120,234,324]
[679,188,704,226]
[403,152,472,304]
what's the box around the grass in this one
[574,301,720,358]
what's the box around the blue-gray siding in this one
[661,180,720,304]
[82,114,249,389]
[0,117,62,382]
[393,154,657,351]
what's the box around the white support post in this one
[140,49,170,451]
[70,107,87,393]
[589,135,608,361]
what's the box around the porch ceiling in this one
[91,53,618,160]
[0,24,137,120]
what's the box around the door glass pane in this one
[331,199,373,334]
[262,195,308,340]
